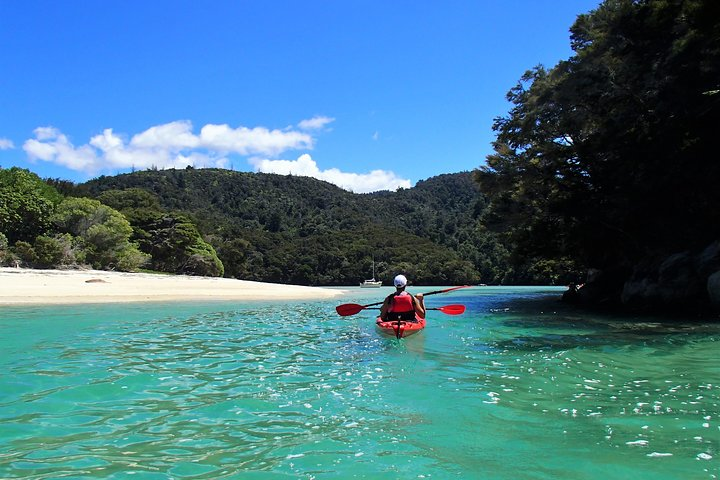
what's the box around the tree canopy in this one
[476,0,720,277]
[0,168,149,271]
[0,167,63,243]
[51,197,149,270]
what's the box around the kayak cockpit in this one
[375,316,426,339]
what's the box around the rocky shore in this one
[563,241,720,316]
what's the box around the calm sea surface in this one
[0,286,717,479]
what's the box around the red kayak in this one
[375,316,426,339]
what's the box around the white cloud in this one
[20,119,409,193]
[22,120,314,175]
[250,153,411,193]
[372,131,379,141]
[130,121,199,150]
[199,123,312,156]
[298,116,335,131]
[33,127,59,141]
[24,127,99,171]
[0,138,15,150]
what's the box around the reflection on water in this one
[0,290,718,479]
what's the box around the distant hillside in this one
[75,168,510,285]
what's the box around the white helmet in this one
[393,274,408,288]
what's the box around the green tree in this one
[141,212,224,276]
[213,237,253,279]
[52,197,149,271]
[476,0,720,276]
[0,167,63,243]
[0,232,12,265]
[12,241,37,266]
[97,188,162,212]
[33,234,76,268]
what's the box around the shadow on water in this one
[476,293,720,353]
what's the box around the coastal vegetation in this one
[0,167,149,271]
[1,165,541,285]
[476,0,720,312]
[38,168,511,285]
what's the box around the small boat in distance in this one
[360,278,382,288]
[360,260,382,287]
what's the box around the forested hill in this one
[72,168,524,286]
[80,168,481,241]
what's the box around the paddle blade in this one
[432,304,465,315]
[336,299,385,316]
[336,303,365,316]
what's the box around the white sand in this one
[0,268,346,305]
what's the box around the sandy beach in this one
[0,268,346,305]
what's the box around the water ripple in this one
[0,298,718,479]
[0,303,414,478]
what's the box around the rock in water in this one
[708,271,720,310]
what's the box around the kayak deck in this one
[375,316,426,339]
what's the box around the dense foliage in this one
[1,162,587,285]
[0,168,148,271]
[96,188,223,276]
[0,167,62,243]
[51,197,150,271]
[76,168,506,285]
[476,0,719,289]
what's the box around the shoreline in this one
[0,268,347,305]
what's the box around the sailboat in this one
[359,259,382,287]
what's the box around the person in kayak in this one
[380,274,426,322]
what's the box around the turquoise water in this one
[0,286,718,479]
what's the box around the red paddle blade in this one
[336,303,365,316]
[433,304,465,315]
[336,299,385,316]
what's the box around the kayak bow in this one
[375,315,426,339]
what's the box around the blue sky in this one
[0,0,601,193]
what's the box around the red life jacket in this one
[387,291,416,321]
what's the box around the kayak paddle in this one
[335,285,471,316]
[367,304,466,315]
[335,300,385,317]
[427,304,465,315]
